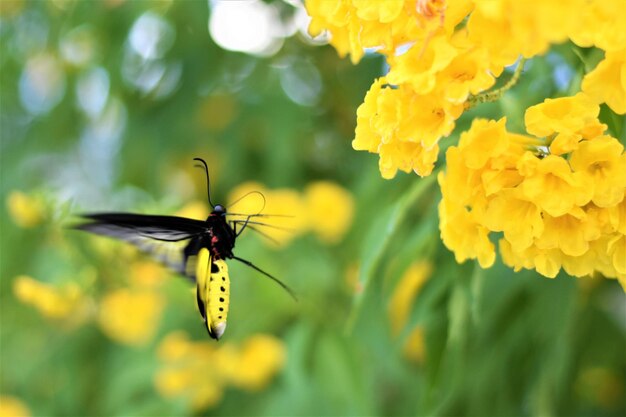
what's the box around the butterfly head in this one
[212,204,226,216]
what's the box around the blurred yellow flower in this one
[13,275,90,323]
[98,288,164,346]
[0,395,30,417]
[304,181,354,244]
[129,261,169,289]
[402,326,426,364]
[228,182,307,246]
[220,335,286,391]
[174,200,209,221]
[570,0,626,52]
[6,191,45,228]
[388,262,432,364]
[155,331,285,411]
[229,181,354,246]
[196,93,238,132]
[344,262,362,294]
[575,367,624,410]
[388,261,432,336]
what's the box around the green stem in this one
[466,58,527,109]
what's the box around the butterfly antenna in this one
[232,255,298,301]
[229,190,267,215]
[193,158,215,209]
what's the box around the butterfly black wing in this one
[76,213,208,241]
[76,213,208,276]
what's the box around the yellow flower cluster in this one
[98,288,165,347]
[438,94,626,284]
[306,0,626,179]
[227,180,354,245]
[13,257,167,346]
[155,331,285,411]
[98,260,168,346]
[13,275,92,326]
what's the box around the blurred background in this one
[1,1,624,416]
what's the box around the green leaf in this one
[345,173,438,333]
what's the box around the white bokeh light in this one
[208,0,284,56]
[76,67,110,119]
[129,12,175,60]
[18,52,66,115]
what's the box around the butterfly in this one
[75,158,296,340]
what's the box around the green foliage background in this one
[1,1,625,416]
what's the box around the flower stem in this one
[466,57,527,109]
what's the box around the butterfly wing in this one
[194,248,230,340]
[76,213,208,275]
[76,213,208,241]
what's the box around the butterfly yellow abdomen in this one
[196,248,230,340]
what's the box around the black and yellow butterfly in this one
[76,158,295,340]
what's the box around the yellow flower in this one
[98,288,164,346]
[435,39,495,103]
[155,332,224,410]
[13,275,90,322]
[438,198,496,268]
[402,326,426,364]
[534,212,601,257]
[438,114,625,282]
[306,0,470,64]
[228,181,355,245]
[304,181,354,244]
[518,153,592,217]
[569,0,626,52]
[222,335,286,391]
[387,262,432,364]
[499,240,563,278]
[483,189,543,252]
[0,396,30,417]
[608,198,626,235]
[388,261,432,336]
[129,261,169,289]
[457,118,510,170]
[607,234,626,275]
[524,93,607,154]
[582,48,626,115]
[155,331,285,411]
[569,135,626,207]
[353,80,462,178]
[227,182,307,246]
[174,200,209,220]
[6,191,45,228]
[378,141,440,179]
[386,32,458,95]
[468,0,580,72]
[352,0,404,23]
